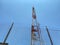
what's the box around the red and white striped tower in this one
[31,6,41,45]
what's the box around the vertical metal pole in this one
[3,22,14,43]
[46,26,53,45]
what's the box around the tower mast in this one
[31,7,41,45]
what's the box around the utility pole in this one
[46,26,53,45]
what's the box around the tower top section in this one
[32,6,36,19]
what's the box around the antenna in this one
[3,22,14,43]
[31,6,44,45]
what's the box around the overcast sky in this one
[0,0,60,45]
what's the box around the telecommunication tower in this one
[31,7,43,45]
